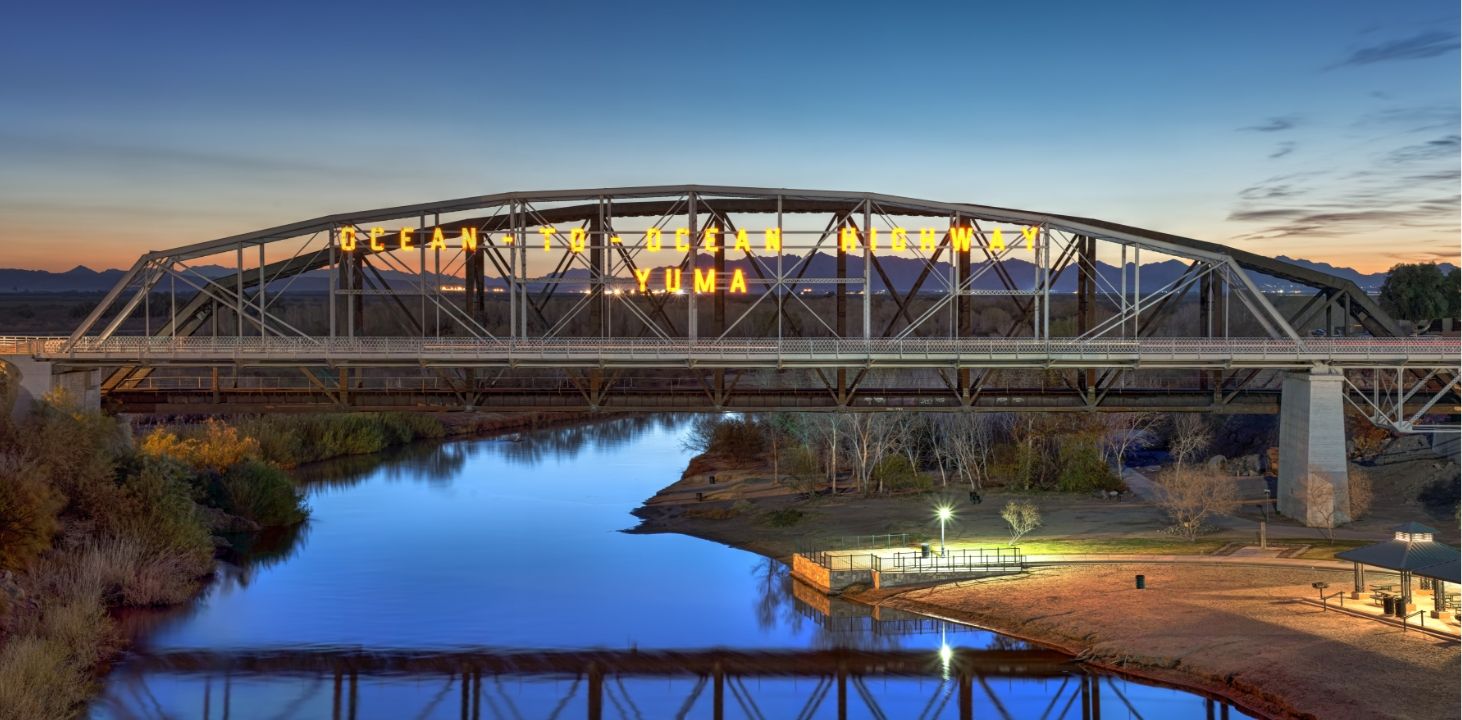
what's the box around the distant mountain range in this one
[1,256,1453,295]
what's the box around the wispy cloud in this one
[1268,141,1296,159]
[1387,134,1460,163]
[1329,30,1459,68]
[0,132,356,178]
[1239,116,1300,132]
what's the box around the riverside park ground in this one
[630,455,1462,720]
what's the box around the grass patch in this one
[1294,540,1368,561]
[763,508,806,527]
[944,536,1229,556]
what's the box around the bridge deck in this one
[4,336,1457,369]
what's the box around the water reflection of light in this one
[939,628,952,680]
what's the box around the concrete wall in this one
[2,357,100,421]
[1277,369,1351,527]
[790,554,831,592]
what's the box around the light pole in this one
[936,505,953,556]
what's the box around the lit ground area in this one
[878,564,1460,720]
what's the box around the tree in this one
[839,414,900,493]
[1000,500,1041,546]
[1102,412,1159,477]
[1447,268,1460,321]
[1154,465,1240,541]
[935,413,999,491]
[1378,263,1450,329]
[1166,415,1211,469]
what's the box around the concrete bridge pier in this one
[1277,368,1351,528]
[2,357,101,421]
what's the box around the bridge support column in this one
[1277,369,1351,527]
[3,358,100,420]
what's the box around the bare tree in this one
[795,414,843,493]
[1154,465,1240,541]
[891,413,930,483]
[1166,414,1212,469]
[839,413,901,493]
[1102,412,1159,477]
[1000,500,1041,546]
[937,413,1000,491]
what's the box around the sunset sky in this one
[1,1,1457,273]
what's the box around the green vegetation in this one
[1378,262,1454,326]
[763,507,806,527]
[234,413,447,467]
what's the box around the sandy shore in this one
[872,564,1459,720]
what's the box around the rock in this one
[1229,453,1262,476]
[1206,455,1228,472]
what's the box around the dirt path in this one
[875,564,1460,720]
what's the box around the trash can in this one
[695,492,705,502]
[1394,598,1408,617]
[708,474,717,485]
[1382,596,1396,614]
[920,543,931,558]
[1135,574,1146,590]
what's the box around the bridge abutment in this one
[1277,369,1351,528]
[2,357,101,420]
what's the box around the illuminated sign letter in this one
[428,228,447,250]
[664,268,683,293]
[694,268,716,294]
[734,228,752,253]
[539,226,555,251]
[460,228,478,251]
[1021,225,1038,251]
[645,228,662,252]
[339,227,358,252]
[569,227,587,254]
[369,227,386,252]
[399,228,414,251]
[674,228,690,252]
[704,225,719,251]
[950,226,973,252]
[989,227,1005,252]
[764,227,782,252]
[891,227,908,252]
[634,267,652,293]
[729,268,747,293]
[840,226,858,252]
[919,228,937,252]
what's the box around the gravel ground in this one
[879,564,1461,720]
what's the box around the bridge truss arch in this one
[25,185,1458,429]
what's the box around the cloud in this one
[1268,142,1296,159]
[1239,116,1300,132]
[0,132,355,178]
[1353,105,1460,133]
[1387,134,1460,163]
[1330,31,1459,68]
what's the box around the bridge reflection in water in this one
[98,644,1245,720]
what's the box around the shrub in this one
[764,508,805,527]
[206,460,308,528]
[1155,465,1240,540]
[874,455,930,492]
[0,456,65,571]
[1000,500,1041,546]
[139,418,260,472]
[683,415,766,457]
[1055,438,1121,493]
[103,456,213,568]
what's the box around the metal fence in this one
[800,547,1026,575]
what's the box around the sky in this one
[0,0,1458,273]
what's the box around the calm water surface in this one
[92,418,1250,719]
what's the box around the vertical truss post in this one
[1077,235,1096,391]
[862,200,872,341]
[957,215,972,397]
[836,216,848,401]
[712,663,725,720]
[590,206,606,336]
[689,192,699,342]
[587,664,603,720]
[328,229,337,338]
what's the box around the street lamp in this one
[936,504,953,556]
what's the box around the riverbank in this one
[0,402,598,718]
[632,452,1462,720]
[873,564,1460,720]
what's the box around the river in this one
[91,417,1252,718]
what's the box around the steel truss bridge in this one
[9,186,1459,430]
[98,646,1249,719]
